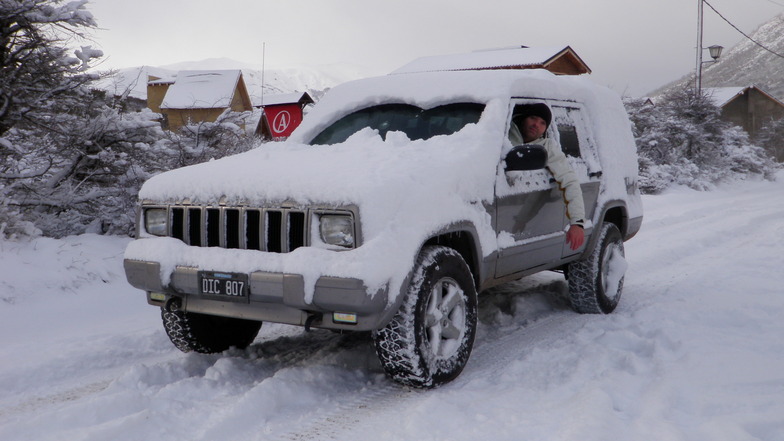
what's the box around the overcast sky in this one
[85,0,784,97]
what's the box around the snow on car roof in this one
[161,70,242,109]
[291,69,595,143]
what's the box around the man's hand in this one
[566,225,585,250]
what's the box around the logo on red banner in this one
[265,105,302,138]
[273,110,291,133]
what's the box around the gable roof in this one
[161,70,244,109]
[392,46,591,75]
[704,85,784,108]
[704,87,747,107]
[257,91,314,107]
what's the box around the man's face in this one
[521,115,547,143]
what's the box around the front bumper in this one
[124,259,390,331]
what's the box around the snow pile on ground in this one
[1,173,783,441]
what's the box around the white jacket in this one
[527,136,586,226]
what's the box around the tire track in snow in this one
[268,276,581,440]
[628,185,783,287]
[0,380,113,419]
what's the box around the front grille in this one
[167,206,308,252]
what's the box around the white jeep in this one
[124,68,642,388]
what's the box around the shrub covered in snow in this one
[0,1,260,239]
[754,116,784,162]
[164,110,260,169]
[625,88,779,194]
[1,97,260,238]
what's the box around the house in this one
[255,91,314,140]
[146,70,254,131]
[705,86,784,139]
[146,75,175,114]
[392,45,591,76]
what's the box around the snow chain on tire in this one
[372,246,478,388]
[162,308,262,354]
[567,222,626,314]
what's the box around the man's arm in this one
[543,138,586,250]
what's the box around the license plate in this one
[198,271,249,302]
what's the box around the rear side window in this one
[552,106,586,158]
[557,123,580,158]
[310,103,485,145]
[551,105,602,174]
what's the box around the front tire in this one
[162,308,262,354]
[373,246,478,388]
[567,222,627,314]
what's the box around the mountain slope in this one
[653,12,784,100]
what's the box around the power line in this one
[703,0,784,59]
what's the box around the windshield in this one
[309,102,485,145]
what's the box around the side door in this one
[494,100,567,278]
[550,104,603,258]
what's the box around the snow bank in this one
[2,173,784,440]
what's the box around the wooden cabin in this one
[392,46,591,76]
[705,86,784,141]
[146,75,174,114]
[147,70,254,131]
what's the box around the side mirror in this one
[504,144,547,172]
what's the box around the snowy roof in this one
[392,46,591,75]
[704,87,747,107]
[257,91,314,107]
[148,77,175,86]
[704,85,784,109]
[161,70,243,109]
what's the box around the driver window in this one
[508,103,556,146]
[508,119,524,145]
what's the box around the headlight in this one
[144,208,168,236]
[319,214,355,248]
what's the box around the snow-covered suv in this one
[124,68,643,388]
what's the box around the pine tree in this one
[625,88,778,193]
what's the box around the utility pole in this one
[261,42,266,107]
[696,0,704,93]
[695,0,723,94]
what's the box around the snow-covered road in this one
[1,174,783,441]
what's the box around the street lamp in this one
[696,0,723,93]
[708,44,723,61]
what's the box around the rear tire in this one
[567,222,626,314]
[372,246,477,388]
[162,308,262,354]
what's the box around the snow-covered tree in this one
[1,92,171,237]
[0,0,170,238]
[754,117,784,162]
[165,110,259,169]
[0,0,101,135]
[1,0,104,238]
[625,88,779,193]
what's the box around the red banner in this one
[264,104,303,138]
